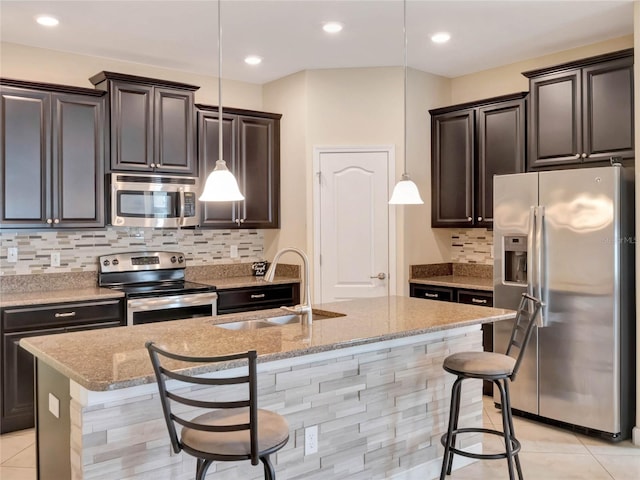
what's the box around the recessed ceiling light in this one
[244,55,262,66]
[431,32,451,44]
[323,22,343,34]
[36,15,59,27]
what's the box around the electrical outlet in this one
[304,425,318,455]
[230,245,239,258]
[51,252,61,267]
[7,247,18,263]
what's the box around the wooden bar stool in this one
[439,293,542,480]
[146,343,290,480]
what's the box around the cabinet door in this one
[198,110,239,227]
[528,70,582,169]
[477,98,526,226]
[431,109,475,227]
[154,87,196,174]
[0,87,51,227]
[52,93,105,227]
[109,81,154,171]
[582,56,634,162]
[217,283,300,314]
[409,283,454,302]
[237,116,280,228]
[1,327,64,433]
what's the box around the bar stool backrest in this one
[146,342,260,465]
[504,294,542,381]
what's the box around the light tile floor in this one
[1,396,638,479]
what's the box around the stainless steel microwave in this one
[109,173,200,228]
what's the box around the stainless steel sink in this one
[215,320,276,331]
[265,312,338,325]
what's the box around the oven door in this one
[126,292,217,326]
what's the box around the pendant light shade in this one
[199,160,245,201]
[389,174,423,204]
[389,0,424,205]
[199,0,245,203]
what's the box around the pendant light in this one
[199,0,245,202]
[389,0,424,205]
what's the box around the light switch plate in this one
[7,247,18,263]
[48,393,60,418]
[51,252,61,267]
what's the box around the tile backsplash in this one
[451,228,493,265]
[0,228,264,275]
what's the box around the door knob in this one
[370,273,386,280]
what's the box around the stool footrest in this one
[440,427,521,460]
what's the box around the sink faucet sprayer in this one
[264,247,312,321]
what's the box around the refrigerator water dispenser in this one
[504,235,527,284]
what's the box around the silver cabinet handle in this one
[150,163,156,168]
[250,294,266,299]
[370,273,386,280]
[46,218,53,224]
[471,298,488,304]
[424,292,439,298]
[53,218,60,224]
[55,312,76,318]
[581,153,587,159]
[477,216,483,221]
[467,216,472,222]
[574,154,581,159]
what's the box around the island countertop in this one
[20,295,514,392]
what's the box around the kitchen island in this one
[20,295,514,480]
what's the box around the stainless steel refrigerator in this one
[493,165,635,440]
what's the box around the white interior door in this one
[313,147,394,303]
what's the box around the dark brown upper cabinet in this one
[430,92,527,228]
[0,79,106,229]
[524,49,634,170]
[90,72,199,175]
[197,105,281,229]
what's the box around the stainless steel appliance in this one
[109,173,200,228]
[98,251,217,326]
[493,165,635,440]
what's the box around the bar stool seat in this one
[439,293,542,480]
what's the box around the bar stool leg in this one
[196,458,213,480]
[504,380,523,480]
[446,378,464,475]
[261,455,276,480]
[495,380,516,480]
[440,376,464,480]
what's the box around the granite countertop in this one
[0,276,300,308]
[410,276,493,292]
[0,287,125,308]
[20,295,514,392]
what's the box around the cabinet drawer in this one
[2,299,123,332]
[217,284,300,314]
[456,290,493,307]
[409,284,454,302]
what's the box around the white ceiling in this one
[0,0,634,85]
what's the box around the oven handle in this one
[127,292,218,326]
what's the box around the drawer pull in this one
[424,293,439,298]
[250,294,266,299]
[54,312,76,318]
[471,298,488,304]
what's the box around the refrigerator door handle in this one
[536,205,547,327]
[527,206,536,299]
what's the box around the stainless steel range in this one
[98,251,217,326]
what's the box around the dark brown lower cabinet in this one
[410,283,494,395]
[0,299,124,433]
[217,283,300,315]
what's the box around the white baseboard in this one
[632,426,640,446]
[391,443,481,480]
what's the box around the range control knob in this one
[178,256,184,263]
[170,256,177,263]
[112,259,119,266]
[103,260,110,266]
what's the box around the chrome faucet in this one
[264,247,312,320]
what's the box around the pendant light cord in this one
[218,0,223,164]
[403,0,408,177]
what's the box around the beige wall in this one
[451,35,633,104]
[0,42,262,109]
